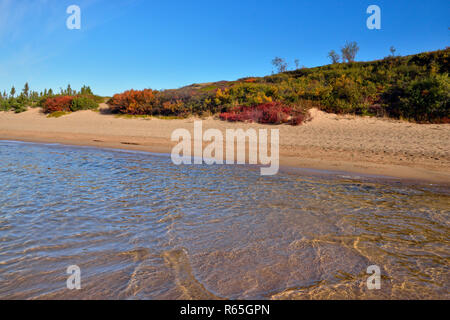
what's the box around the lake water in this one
[0,140,448,299]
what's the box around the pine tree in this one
[22,82,30,98]
[80,85,93,95]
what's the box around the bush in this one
[43,96,74,113]
[108,89,159,115]
[0,99,10,111]
[219,102,307,126]
[403,74,449,122]
[384,74,449,122]
[70,96,99,111]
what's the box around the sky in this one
[0,0,448,96]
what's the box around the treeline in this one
[0,84,103,113]
[107,48,449,124]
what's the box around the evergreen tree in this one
[80,85,93,95]
[22,82,30,98]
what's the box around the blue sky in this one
[0,0,448,96]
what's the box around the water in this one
[0,141,448,300]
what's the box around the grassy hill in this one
[107,48,449,124]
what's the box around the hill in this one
[107,48,449,124]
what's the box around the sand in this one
[0,105,449,184]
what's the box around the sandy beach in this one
[0,106,449,184]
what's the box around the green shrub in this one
[0,99,10,111]
[385,74,449,122]
[70,96,99,112]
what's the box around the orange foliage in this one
[108,89,159,115]
[43,96,74,113]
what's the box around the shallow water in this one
[0,141,448,300]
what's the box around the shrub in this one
[384,74,449,122]
[108,89,158,115]
[70,96,99,112]
[219,102,307,126]
[43,96,74,113]
[0,99,10,111]
[322,75,367,114]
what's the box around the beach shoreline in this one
[1,107,449,184]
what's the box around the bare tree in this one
[328,50,340,64]
[341,41,359,63]
[271,57,288,73]
[390,46,396,57]
[294,59,300,70]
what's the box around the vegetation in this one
[0,84,101,114]
[219,102,308,125]
[340,41,360,63]
[3,47,449,124]
[271,57,288,73]
[108,47,449,124]
[328,50,340,64]
[47,111,71,118]
[70,96,99,112]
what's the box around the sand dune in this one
[0,106,449,183]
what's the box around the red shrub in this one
[219,102,306,126]
[43,96,74,113]
[108,89,158,115]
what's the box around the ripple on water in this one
[0,141,448,299]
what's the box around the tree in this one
[294,59,300,70]
[271,57,288,73]
[22,82,29,98]
[66,84,73,96]
[80,85,93,95]
[390,46,396,57]
[341,41,359,63]
[10,86,16,98]
[328,50,340,64]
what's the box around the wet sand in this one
[0,106,449,184]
